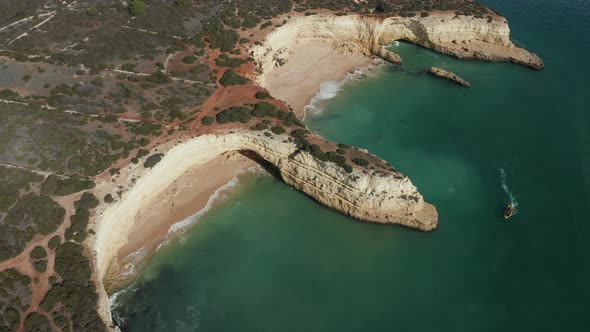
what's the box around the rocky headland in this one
[92,10,543,330]
[428,67,471,87]
[252,13,544,87]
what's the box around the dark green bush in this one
[48,236,61,250]
[201,116,214,125]
[104,194,114,203]
[182,55,197,64]
[216,106,251,124]
[144,153,164,168]
[41,175,95,196]
[33,260,47,273]
[353,158,369,166]
[215,55,248,68]
[255,91,272,99]
[271,126,286,135]
[129,0,146,15]
[30,246,47,260]
[220,69,249,86]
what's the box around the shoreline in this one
[103,39,376,296]
[262,39,373,117]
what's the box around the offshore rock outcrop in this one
[252,13,544,86]
[428,67,470,87]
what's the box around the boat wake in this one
[500,168,518,208]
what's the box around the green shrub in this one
[250,123,268,131]
[144,153,164,168]
[219,69,249,86]
[33,260,47,273]
[146,71,171,84]
[216,106,251,124]
[104,194,114,203]
[255,91,272,99]
[48,236,61,250]
[271,126,286,135]
[182,55,197,64]
[129,0,146,15]
[252,102,277,117]
[121,63,136,72]
[41,175,95,196]
[353,158,369,166]
[342,164,353,173]
[215,55,248,68]
[30,246,47,260]
[201,116,214,125]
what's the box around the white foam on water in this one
[302,65,377,119]
[303,80,344,116]
[109,288,130,325]
[155,165,263,252]
[500,168,518,208]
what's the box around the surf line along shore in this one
[99,38,377,293]
[91,11,542,327]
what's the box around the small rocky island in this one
[428,67,471,87]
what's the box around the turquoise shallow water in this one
[112,0,590,330]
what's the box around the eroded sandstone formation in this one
[93,131,438,282]
[428,67,470,87]
[252,13,543,85]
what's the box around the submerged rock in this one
[428,67,471,87]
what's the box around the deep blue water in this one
[112,0,590,330]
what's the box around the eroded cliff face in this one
[93,132,437,280]
[252,13,543,84]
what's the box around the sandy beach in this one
[117,153,254,265]
[263,40,372,117]
[106,38,373,282]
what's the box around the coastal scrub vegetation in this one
[40,175,95,196]
[215,103,304,128]
[0,268,32,331]
[0,194,65,261]
[220,69,250,86]
[40,241,105,331]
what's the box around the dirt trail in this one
[0,194,79,330]
[8,11,56,45]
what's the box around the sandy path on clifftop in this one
[263,40,372,117]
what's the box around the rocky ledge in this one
[252,13,544,85]
[428,67,470,87]
[93,131,438,278]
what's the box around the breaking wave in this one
[303,64,378,118]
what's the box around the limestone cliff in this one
[252,13,543,85]
[93,131,437,280]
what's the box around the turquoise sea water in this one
[112,0,590,330]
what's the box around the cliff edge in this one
[252,13,543,86]
[93,131,438,281]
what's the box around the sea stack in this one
[428,67,471,87]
